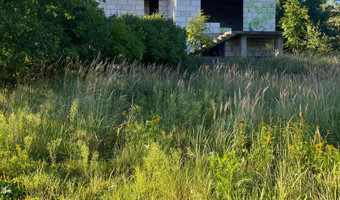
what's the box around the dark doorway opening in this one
[201,0,243,31]
[145,0,159,15]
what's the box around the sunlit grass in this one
[0,55,339,199]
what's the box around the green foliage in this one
[119,14,187,65]
[280,0,333,53]
[186,11,213,50]
[0,3,187,82]
[107,15,145,61]
[0,0,110,81]
[210,119,340,199]
[0,179,23,199]
[280,0,310,51]
[300,0,331,34]
[305,23,333,53]
[328,1,340,49]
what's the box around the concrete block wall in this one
[159,0,169,17]
[98,0,145,16]
[243,0,276,31]
[99,0,170,17]
[168,0,176,19]
[224,38,275,57]
[224,40,240,57]
[247,38,275,56]
[171,0,201,28]
[204,23,220,34]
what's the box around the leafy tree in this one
[280,0,310,51]
[186,11,212,50]
[300,0,331,34]
[280,0,332,53]
[305,23,333,54]
[277,0,338,50]
[327,0,340,49]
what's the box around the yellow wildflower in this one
[23,154,28,159]
[315,142,323,148]
[326,144,339,152]
[127,123,133,127]
[265,135,271,143]
[122,110,127,116]
[289,145,295,150]
[16,144,21,151]
[315,126,321,137]
[153,114,162,122]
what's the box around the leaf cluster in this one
[280,0,333,54]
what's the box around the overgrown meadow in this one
[0,55,340,199]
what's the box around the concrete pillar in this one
[240,35,247,57]
[275,36,283,57]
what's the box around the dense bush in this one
[117,14,187,65]
[0,0,110,80]
[0,1,187,82]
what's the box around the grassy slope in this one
[0,55,340,199]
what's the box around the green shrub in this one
[0,4,188,82]
[120,14,187,65]
[107,16,145,61]
[0,0,110,81]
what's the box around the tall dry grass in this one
[0,55,339,199]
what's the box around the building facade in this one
[98,0,282,57]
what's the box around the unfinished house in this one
[98,0,283,57]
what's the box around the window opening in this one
[145,0,159,15]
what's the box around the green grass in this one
[0,55,340,199]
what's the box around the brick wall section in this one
[168,0,175,19]
[225,38,275,57]
[98,0,145,16]
[99,0,169,17]
[169,0,201,28]
[247,38,275,56]
[159,0,168,17]
[204,23,220,34]
[243,0,276,31]
[224,40,240,57]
